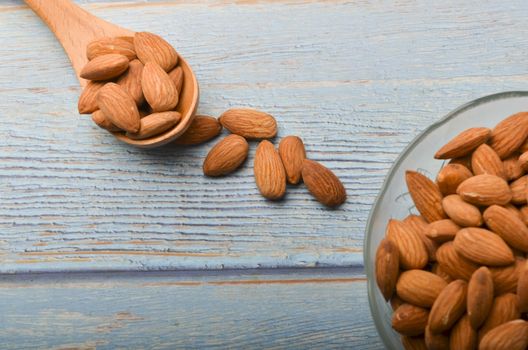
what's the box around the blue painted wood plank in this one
[1,0,528,272]
[0,268,382,349]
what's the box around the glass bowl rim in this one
[363,90,528,348]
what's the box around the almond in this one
[278,136,306,185]
[471,143,506,179]
[375,238,400,301]
[117,59,144,105]
[425,219,460,243]
[436,163,472,196]
[301,159,346,207]
[126,111,181,140]
[442,194,482,227]
[428,279,467,333]
[479,320,528,350]
[516,261,528,312]
[436,241,479,280]
[478,293,521,342]
[203,135,249,177]
[431,263,454,283]
[405,171,446,222]
[219,108,278,139]
[80,53,129,81]
[401,336,427,350]
[509,175,528,205]
[489,111,528,159]
[518,151,528,170]
[467,266,494,329]
[483,205,528,252]
[134,32,178,72]
[503,203,524,222]
[386,219,428,270]
[457,174,512,206]
[91,110,121,132]
[174,115,222,145]
[116,36,135,45]
[78,81,105,114]
[521,137,528,153]
[424,325,449,350]
[454,227,514,266]
[141,62,179,112]
[254,140,286,200]
[490,257,524,295]
[449,155,473,171]
[86,37,136,61]
[391,295,405,311]
[168,66,183,93]
[520,205,528,225]
[434,127,491,159]
[403,215,437,262]
[396,269,447,307]
[392,304,429,336]
[96,83,140,133]
[503,154,525,180]
[450,314,477,350]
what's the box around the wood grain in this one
[2,0,528,273]
[0,268,382,349]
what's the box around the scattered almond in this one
[203,135,249,177]
[302,159,346,207]
[174,115,222,145]
[219,108,278,139]
[278,136,306,185]
[254,140,287,200]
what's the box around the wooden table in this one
[1,0,527,348]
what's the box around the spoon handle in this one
[24,0,132,84]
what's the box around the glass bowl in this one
[364,91,528,349]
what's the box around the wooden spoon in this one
[24,0,199,148]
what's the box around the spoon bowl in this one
[25,0,199,148]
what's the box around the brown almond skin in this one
[396,269,447,308]
[449,314,477,350]
[503,154,525,180]
[91,110,121,132]
[520,205,528,225]
[509,175,528,205]
[78,81,105,114]
[471,143,506,179]
[449,155,473,171]
[520,151,528,170]
[428,279,467,333]
[80,54,129,81]
[219,108,278,139]
[174,115,222,145]
[436,163,472,196]
[454,227,514,266]
[424,325,449,350]
[467,266,494,329]
[279,136,306,185]
[489,111,528,159]
[490,257,525,295]
[203,135,249,177]
[168,66,184,93]
[117,59,144,106]
[302,159,346,207]
[442,194,482,227]
[96,83,140,133]
[480,320,528,350]
[516,261,528,313]
[386,219,429,270]
[401,336,428,350]
[431,263,454,283]
[436,241,479,280]
[403,214,437,262]
[392,304,429,336]
[254,140,287,200]
[86,37,136,61]
[483,205,528,252]
[134,32,178,72]
[391,295,404,311]
[405,171,446,223]
[375,238,400,301]
[141,62,179,112]
[478,293,521,342]
[425,219,460,243]
[434,127,491,159]
[126,112,181,140]
[457,174,512,206]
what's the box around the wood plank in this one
[2,0,528,272]
[0,268,382,349]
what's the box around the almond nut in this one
[405,171,446,223]
[278,136,306,185]
[467,266,494,329]
[453,227,514,266]
[126,111,181,140]
[174,115,222,145]
[117,59,144,106]
[436,163,472,196]
[396,269,447,307]
[392,304,429,336]
[87,37,136,61]
[386,219,428,270]
[434,127,491,159]
[302,159,346,207]
[254,140,287,200]
[203,135,249,177]
[78,81,105,114]
[489,111,528,159]
[457,174,512,206]
[219,108,278,139]
[80,53,129,81]
[96,83,140,133]
[134,32,178,72]
[428,279,467,333]
[375,238,400,301]
[141,62,179,112]
[442,194,482,227]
